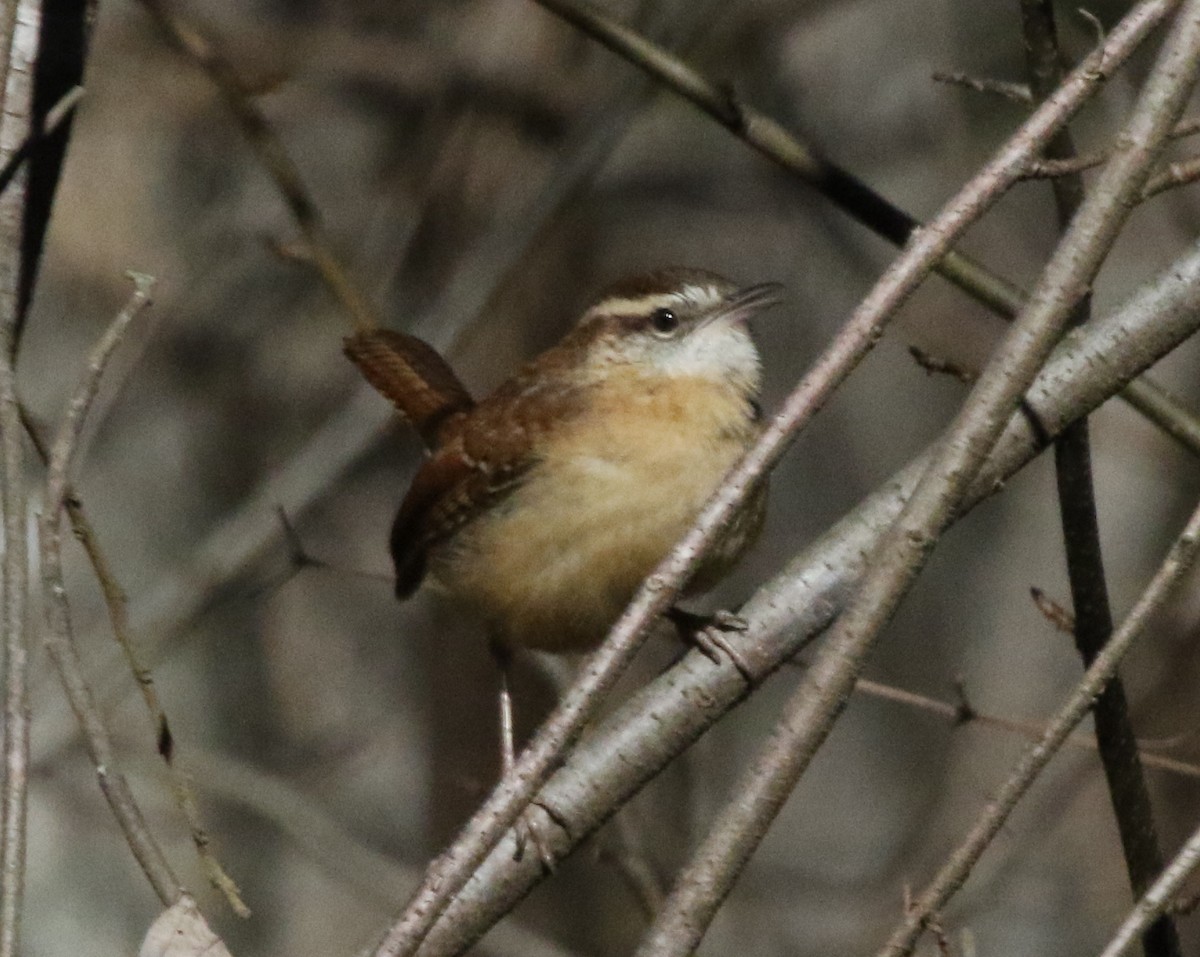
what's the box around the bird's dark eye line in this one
[650,307,679,335]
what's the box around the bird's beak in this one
[713,281,785,327]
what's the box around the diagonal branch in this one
[1021,3,1178,956]
[39,273,182,907]
[881,495,1200,957]
[415,231,1200,957]
[1099,812,1200,957]
[135,0,381,333]
[370,7,1185,954]
[633,5,1200,951]
[529,0,1200,460]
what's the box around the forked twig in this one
[636,5,1200,953]
[529,0,1200,460]
[38,273,182,906]
[135,0,380,333]
[374,4,1187,955]
[413,237,1200,957]
[882,495,1200,957]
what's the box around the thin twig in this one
[1022,4,1178,955]
[529,0,1200,461]
[39,272,182,906]
[18,389,246,916]
[1100,821,1200,957]
[932,71,1033,103]
[381,6,1188,954]
[77,451,246,913]
[635,6,1200,953]
[1020,116,1200,178]
[881,495,1200,957]
[135,0,380,333]
[415,236,1200,957]
[0,85,83,200]
[851,675,1200,779]
[1142,153,1200,197]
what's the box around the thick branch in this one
[633,5,1200,953]
[371,8,1185,954]
[529,0,1200,460]
[1022,3,1178,956]
[415,234,1200,957]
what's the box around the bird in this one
[344,267,780,662]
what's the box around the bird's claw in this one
[667,606,754,683]
[512,800,570,872]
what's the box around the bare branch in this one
[529,0,1200,460]
[1019,115,1200,179]
[850,675,1200,779]
[0,324,28,957]
[134,0,381,333]
[932,70,1033,103]
[0,10,39,953]
[881,494,1200,957]
[1100,820,1200,957]
[0,189,27,957]
[373,6,1185,952]
[1142,153,1200,197]
[415,190,1200,957]
[633,4,1200,953]
[38,272,182,906]
[1022,4,1178,955]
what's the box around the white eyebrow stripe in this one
[586,294,679,317]
[586,285,725,318]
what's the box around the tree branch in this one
[1021,3,1178,956]
[632,5,1200,953]
[528,0,1200,460]
[135,0,381,333]
[414,204,1200,957]
[38,273,182,906]
[880,494,1200,957]
[1099,814,1200,957]
[370,7,1185,953]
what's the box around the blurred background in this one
[13,0,1200,953]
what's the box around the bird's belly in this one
[432,418,756,652]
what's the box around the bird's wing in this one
[389,375,593,598]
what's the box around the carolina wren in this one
[344,267,780,653]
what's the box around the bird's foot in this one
[512,799,570,872]
[666,606,754,683]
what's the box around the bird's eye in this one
[649,307,680,336]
